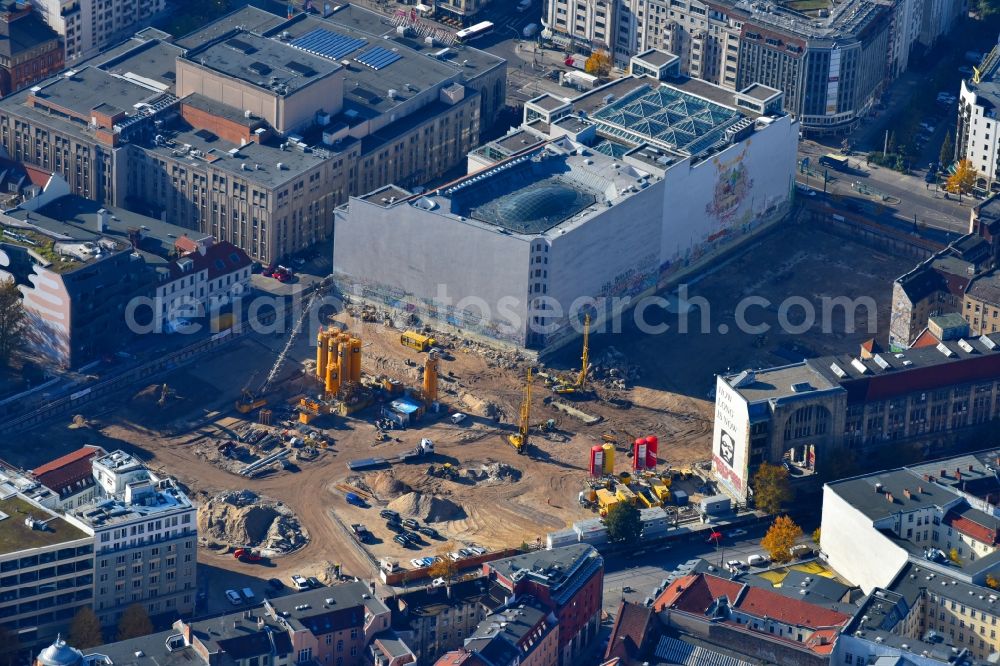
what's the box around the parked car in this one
[432,577,446,587]
[307,576,321,588]
[726,529,748,539]
[411,558,425,568]
[448,551,463,561]
[450,412,468,424]
[234,548,262,562]
[402,518,419,529]
[345,492,366,507]
[290,574,309,591]
[420,557,435,567]
[418,526,440,538]
[458,548,473,557]
[380,509,400,520]
[267,578,284,592]
[727,559,747,572]
[225,589,243,605]
[467,546,486,555]
[241,587,255,601]
[394,535,410,546]
[746,554,768,567]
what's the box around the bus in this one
[818,153,850,171]
[455,21,494,43]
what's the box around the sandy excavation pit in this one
[197,489,309,555]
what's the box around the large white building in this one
[959,47,1000,194]
[333,51,797,352]
[29,0,163,62]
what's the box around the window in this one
[297,649,312,663]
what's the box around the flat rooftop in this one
[359,185,412,206]
[174,5,288,49]
[0,494,89,556]
[529,93,570,111]
[633,49,677,68]
[183,31,341,96]
[825,468,961,522]
[741,83,781,102]
[724,363,841,404]
[29,66,165,120]
[96,38,185,94]
[968,269,1000,308]
[411,139,653,236]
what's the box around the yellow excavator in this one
[508,368,533,454]
[553,314,591,396]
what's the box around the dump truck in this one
[401,331,437,352]
[636,486,660,508]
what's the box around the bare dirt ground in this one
[3,226,915,587]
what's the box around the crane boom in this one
[260,291,321,395]
[508,367,532,454]
[577,314,590,389]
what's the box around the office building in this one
[334,51,796,351]
[28,0,162,62]
[0,491,94,655]
[0,2,62,96]
[0,189,250,368]
[712,332,1000,503]
[0,3,506,263]
[482,544,603,665]
[62,450,196,627]
[542,0,970,134]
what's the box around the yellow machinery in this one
[602,442,615,475]
[508,367,533,454]
[649,477,672,502]
[635,485,661,508]
[615,484,637,505]
[553,314,591,395]
[315,327,364,397]
[422,352,439,403]
[596,488,619,516]
[236,388,267,414]
[400,330,437,352]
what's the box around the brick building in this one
[0,2,62,97]
[482,544,603,665]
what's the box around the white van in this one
[746,554,767,567]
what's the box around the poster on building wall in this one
[711,376,751,500]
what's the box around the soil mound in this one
[197,490,307,554]
[387,492,465,523]
[366,470,412,499]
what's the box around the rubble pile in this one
[361,470,412,500]
[387,492,466,523]
[586,346,642,390]
[197,490,308,554]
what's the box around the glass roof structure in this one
[463,175,597,234]
[592,83,741,155]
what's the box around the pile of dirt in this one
[364,470,411,499]
[197,490,307,554]
[387,492,466,523]
[482,462,520,482]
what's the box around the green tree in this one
[752,463,792,515]
[69,606,104,649]
[939,131,954,167]
[116,603,153,641]
[760,515,803,565]
[0,624,20,666]
[603,501,641,543]
[429,544,459,589]
[0,277,25,367]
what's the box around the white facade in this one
[819,484,911,594]
[153,256,251,333]
[542,0,615,51]
[711,375,751,501]
[29,0,164,61]
[959,77,1000,190]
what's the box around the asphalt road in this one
[600,517,820,615]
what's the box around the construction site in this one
[0,224,917,585]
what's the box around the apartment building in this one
[959,47,1000,193]
[964,271,1000,336]
[28,0,163,62]
[451,601,559,666]
[0,492,94,656]
[482,544,603,665]
[62,450,196,627]
[69,583,395,666]
[0,189,250,367]
[388,579,489,663]
[28,445,106,511]
[0,4,506,263]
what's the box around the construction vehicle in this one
[615,484,637,505]
[401,330,437,352]
[596,488,619,516]
[237,291,321,414]
[636,486,660,508]
[427,463,458,479]
[508,367,533,454]
[649,477,672,502]
[552,314,591,396]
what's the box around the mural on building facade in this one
[705,147,753,225]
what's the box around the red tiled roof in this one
[909,328,940,349]
[174,235,200,254]
[23,164,51,188]
[944,510,999,545]
[653,574,743,615]
[434,651,489,666]
[31,445,102,496]
[168,240,251,282]
[605,600,654,663]
[736,586,851,629]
